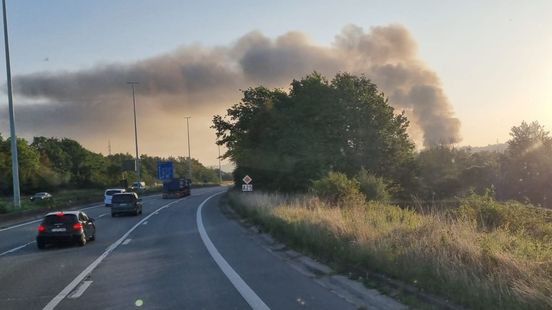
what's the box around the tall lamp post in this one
[218,144,222,184]
[2,0,20,208]
[127,81,140,182]
[185,117,192,180]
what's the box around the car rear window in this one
[105,190,121,196]
[43,214,77,224]
[112,194,135,203]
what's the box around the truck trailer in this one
[162,178,191,199]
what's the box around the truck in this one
[162,178,191,199]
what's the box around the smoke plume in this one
[7,24,461,162]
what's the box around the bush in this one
[310,171,364,206]
[457,190,552,239]
[356,169,391,202]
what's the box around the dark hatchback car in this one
[111,192,143,217]
[36,211,96,249]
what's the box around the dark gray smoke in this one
[8,24,461,159]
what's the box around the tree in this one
[213,73,415,193]
[498,121,552,207]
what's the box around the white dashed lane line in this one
[42,196,190,310]
[122,239,132,245]
[0,241,35,257]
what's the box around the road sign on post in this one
[242,175,253,192]
[157,161,173,180]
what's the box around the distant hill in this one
[462,143,508,153]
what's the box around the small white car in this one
[104,188,126,207]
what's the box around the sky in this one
[0,0,551,166]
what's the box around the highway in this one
[0,187,363,310]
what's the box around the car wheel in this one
[89,233,96,241]
[37,241,45,249]
[78,234,87,246]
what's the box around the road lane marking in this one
[0,219,42,232]
[42,196,190,310]
[122,239,132,245]
[97,212,109,218]
[196,192,270,310]
[68,281,93,299]
[142,221,148,225]
[0,241,35,257]
[0,194,163,233]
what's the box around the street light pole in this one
[185,117,192,180]
[2,0,20,208]
[218,144,222,184]
[127,81,140,182]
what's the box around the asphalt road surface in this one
[0,187,358,310]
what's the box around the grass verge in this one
[228,191,552,309]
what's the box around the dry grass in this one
[229,191,552,309]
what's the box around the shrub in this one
[310,171,364,206]
[457,190,552,239]
[356,169,391,202]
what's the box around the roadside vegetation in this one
[229,188,552,309]
[0,135,231,210]
[214,72,552,308]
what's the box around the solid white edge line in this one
[196,192,270,310]
[0,194,163,233]
[67,280,93,299]
[42,196,189,310]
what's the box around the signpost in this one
[157,161,174,180]
[242,175,253,192]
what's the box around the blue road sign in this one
[157,161,173,180]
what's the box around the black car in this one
[36,211,96,249]
[111,192,143,216]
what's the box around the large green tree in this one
[213,73,415,193]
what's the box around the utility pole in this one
[218,144,222,184]
[127,81,140,182]
[2,0,20,208]
[108,139,112,156]
[185,117,192,180]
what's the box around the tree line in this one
[0,135,225,195]
[213,72,552,208]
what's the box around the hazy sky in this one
[1,1,551,166]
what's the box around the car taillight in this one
[72,223,82,230]
[38,224,45,232]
